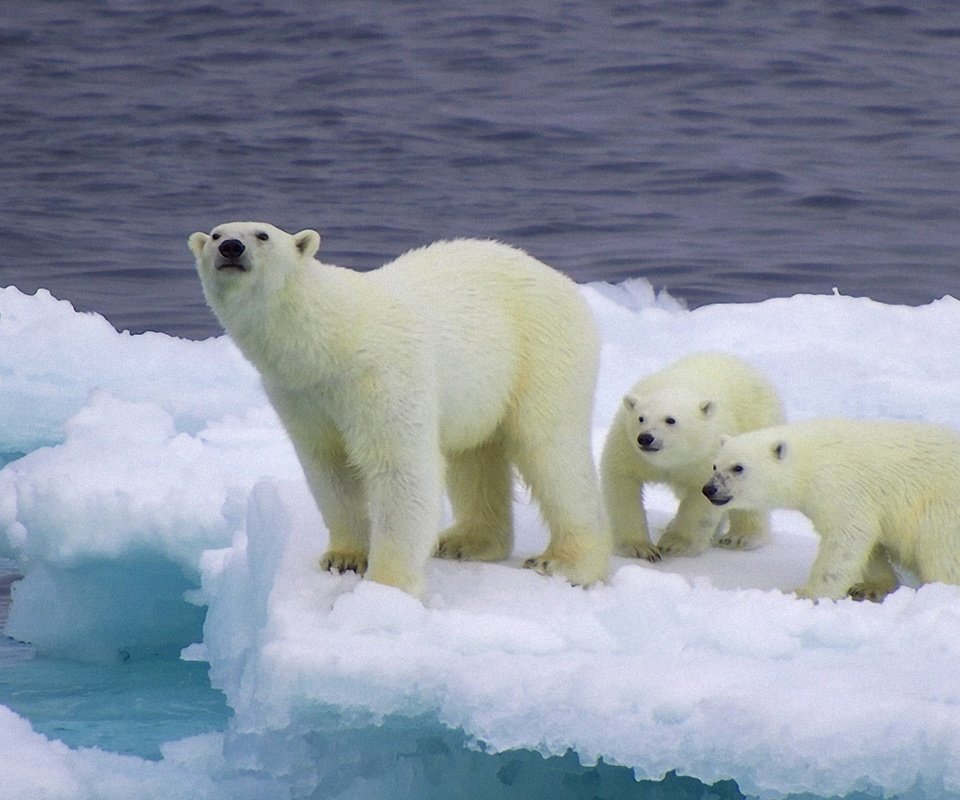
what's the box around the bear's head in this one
[622,388,720,469]
[702,429,789,510]
[188,222,321,307]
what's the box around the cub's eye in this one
[665,417,676,425]
[637,416,645,424]
[256,232,269,241]
[211,233,221,241]
[731,465,745,474]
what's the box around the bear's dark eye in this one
[211,233,221,241]
[637,416,644,424]
[731,464,744,474]
[665,417,676,425]
[256,232,269,241]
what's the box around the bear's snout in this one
[702,480,730,506]
[637,433,659,452]
[218,239,245,259]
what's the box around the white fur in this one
[189,222,610,595]
[600,352,783,560]
[705,418,960,600]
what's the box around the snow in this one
[2,282,960,799]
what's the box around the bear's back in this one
[375,239,577,303]
[369,237,596,360]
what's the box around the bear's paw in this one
[614,540,662,563]
[656,528,710,558]
[847,582,897,603]
[523,538,609,587]
[436,521,512,562]
[320,549,368,576]
[715,531,766,551]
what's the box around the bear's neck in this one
[773,449,813,513]
[217,261,354,389]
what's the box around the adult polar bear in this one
[704,418,960,600]
[189,222,610,596]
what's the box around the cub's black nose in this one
[702,483,717,499]
[218,239,245,259]
[638,433,655,448]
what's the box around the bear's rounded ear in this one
[773,441,787,460]
[623,394,639,411]
[700,400,715,418]
[293,230,321,259]
[188,232,209,257]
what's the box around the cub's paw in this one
[656,532,706,558]
[715,531,766,551]
[615,541,661,563]
[792,586,822,603]
[320,549,368,576]
[848,582,894,603]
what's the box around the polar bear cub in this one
[704,418,960,600]
[189,222,610,596]
[601,352,783,560]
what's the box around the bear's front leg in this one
[847,543,899,602]
[603,470,660,562]
[797,525,877,600]
[437,435,514,562]
[299,448,371,577]
[657,492,724,557]
[365,469,441,596]
[716,509,769,550]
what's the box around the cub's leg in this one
[848,544,899,602]
[797,524,877,600]
[657,491,725,557]
[716,509,769,550]
[600,449,660,562]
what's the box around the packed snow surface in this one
[2,282,960,799]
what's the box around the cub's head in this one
[702,429,789,510]
[188,222,321,305]
[622,388,720,469]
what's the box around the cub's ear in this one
[188,232,209,257]
[623,394,639,411]
[293,229,321,259]
[773,441,787,460]
[700,400,715,418]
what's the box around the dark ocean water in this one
[2,0,960,339]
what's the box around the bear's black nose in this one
[637,433,655,448]
[702,483,717,499]
[218,239,245,259]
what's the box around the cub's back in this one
[792,418,960,488]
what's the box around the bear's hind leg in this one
[437,434,514,562]
[512,430,611,585]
